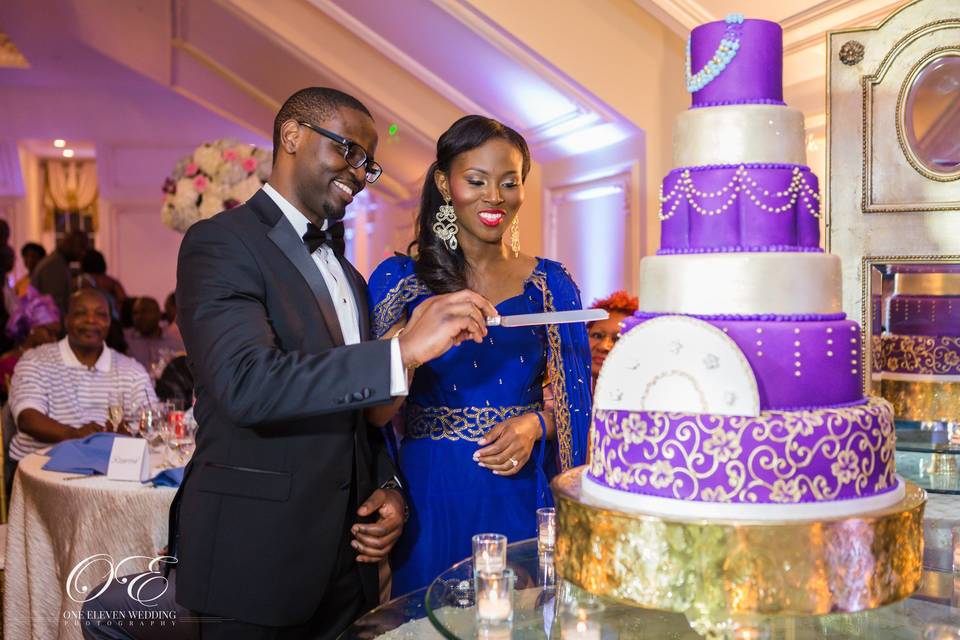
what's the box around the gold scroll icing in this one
[588,397,896,503]
[880,335,960,376]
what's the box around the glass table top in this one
[896,427,960,454]
[420,540,960,640]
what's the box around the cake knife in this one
[486,309,609,327]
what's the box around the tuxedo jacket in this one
[169,189,396,626]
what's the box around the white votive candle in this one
[477,590,512,622]
[537,507,556,553]
[539,522,556,547]
[562,620,601,640]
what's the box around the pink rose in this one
[193,175,209,192]
[223,148,239,162]
[242,157,258,173]
[185,162,199,177]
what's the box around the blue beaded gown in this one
[368,255,592,596]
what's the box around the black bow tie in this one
[302,221,345,256]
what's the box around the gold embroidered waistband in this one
[404,403,543,442]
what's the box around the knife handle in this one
[486,316,502,327]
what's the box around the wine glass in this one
[106,393,124,433]
[162,408,196,468]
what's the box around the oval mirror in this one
[903,53,960,178]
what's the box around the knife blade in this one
[486,309,609,328]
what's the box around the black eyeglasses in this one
[297,121,383,184]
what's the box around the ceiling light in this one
[53,139,66,148]
[62,149,74,158]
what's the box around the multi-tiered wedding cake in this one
[880,268,960,422]
[583,16,903,520]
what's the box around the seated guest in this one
[162,291,182,343]
[15,242,47,296]
[124,296,185,371]
[587,290,638,393]
[8,289,156,463]
[155,355,194,408]
[0,289,61,397]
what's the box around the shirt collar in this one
[59,337,112,372]
[263,183,327,236]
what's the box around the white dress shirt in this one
[263,184,407,396]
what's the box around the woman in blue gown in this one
[367,116,592,595]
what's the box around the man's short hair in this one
[272,87,373,164]
[21,242,46,259]
[68,287,110,312]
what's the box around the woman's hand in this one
[474,413,541,476]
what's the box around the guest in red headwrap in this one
[588,291,638,393]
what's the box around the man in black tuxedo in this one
[81,87,494,640]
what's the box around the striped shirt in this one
[9,338,157,461]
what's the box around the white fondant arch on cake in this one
[639,253,842,315]
[594,315,760,417]
[674,104,806,167]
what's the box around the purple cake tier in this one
[659,165,820,253]
[587,397,896,504]
[887,295,960,337]
[881,334,960,376]
[622,312,863,410]
[690,19,783,108]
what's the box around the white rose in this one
[199,192,225,219]
[173,179,199,210]
[230,175,263,202]
[193,145,222,177]
[216,161,247,185]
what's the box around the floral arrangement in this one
[161,139,271,232]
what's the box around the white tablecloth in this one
[4,452,177,640]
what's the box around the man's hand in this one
[398,290,496,369]
[352,489,405,563]
[75,422,106,438]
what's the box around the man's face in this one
[66,292,110,351]
[290,107,378,224]
[23,249,43,273]
[132,298,162,336]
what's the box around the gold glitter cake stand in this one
[553,467,926,636]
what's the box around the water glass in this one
[537,507,556,554]
[472,533,507,576]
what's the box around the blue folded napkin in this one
[149,467,185,488]
[42,432,120,475]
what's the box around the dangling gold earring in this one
[509,216,520,258]
[432,196,459,251]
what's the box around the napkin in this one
[42,432,119,475]
[149,467,185,488]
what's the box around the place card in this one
[106,437,150,482]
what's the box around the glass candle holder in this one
[560,600,604,640]
[537,507,556,554]
[475,569,514,624]
[473,533,507,575]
